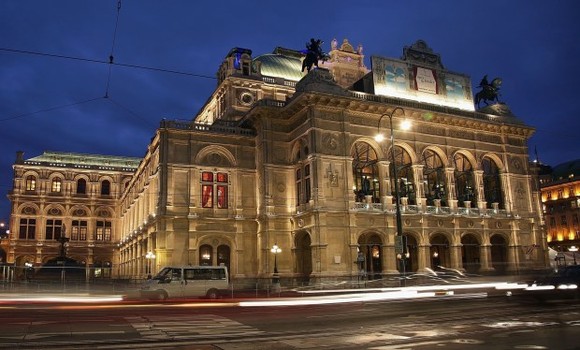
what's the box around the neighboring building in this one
[4,151,140,279]
[540,159,580,254]
[6,39,547,285]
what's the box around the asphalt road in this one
[1,293,579,350]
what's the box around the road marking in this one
[126,314,264,340]
[23,331,126,341]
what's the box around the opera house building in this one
[5,39,547,285]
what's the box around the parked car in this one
[140,265,229,300]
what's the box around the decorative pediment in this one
[401,40,444,69]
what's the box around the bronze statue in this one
[301,38,329,72]
[475,75,502,108]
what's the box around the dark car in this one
[523,265,580,301]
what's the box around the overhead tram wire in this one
[0,47,216,80]
[105,0,123,98]
[0,97,103,122]
[106,96,157,129]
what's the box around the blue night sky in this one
[1,1,579,222]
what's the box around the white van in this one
[140,266,229,300]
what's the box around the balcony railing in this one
[350,202,512,218]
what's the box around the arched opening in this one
[358,233,383,279]
[482,157,504,209]
[101,180,111,196]
[199,244,213,266]
[430,234,451,269]
[352,142,380,203]
[294,231,312,285]
[392,146,415,205]
[490,234,508,274]
[454,153,477,208]
[217,245,230,271]
[76,178,87,194]
[423,149,447,206]
[461,234,481,273]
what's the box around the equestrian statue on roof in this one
[475,75,502,108]
[301,38,330,72]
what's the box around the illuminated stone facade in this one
[5,151,139,279]
[7,39,548,284]
[118,39,546,284]
[540,160,580,251]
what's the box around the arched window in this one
[76,179,87,194]
[392,146,415,205]
[453,153,476,207]
[422,150,447,206]
[199,244,213,266]
[101,180,110,196]
[25,175,36,191]
[482,157,504,209]
[217,245,230,271]
[352,142,380,203]
[51,177,62,193]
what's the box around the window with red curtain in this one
[202,171,229,209]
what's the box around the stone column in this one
[474,170,485,209]
[450,244,463,270]
[383,245,398,274]
[417,244,431,273]
[479,244,494,272]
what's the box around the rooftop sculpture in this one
[475,75,502,108]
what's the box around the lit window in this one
[96,221,112,241]
[25,175,36,191]
[51,178,62,193]
[199,244,212,265]
[201,171,228,209]
[71,220,87,241]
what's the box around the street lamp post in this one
[375,107,411,284]
[569,246,578,265]
[56,227,70,285]
[145,251,156,277]
[271,244,281,287]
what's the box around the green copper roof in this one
[25,151,141,171]
[254,54,304,81]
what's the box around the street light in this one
[375,107,411,281]
[146,251,156,276]
[271,244,281,285]
[569,246,578,265]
